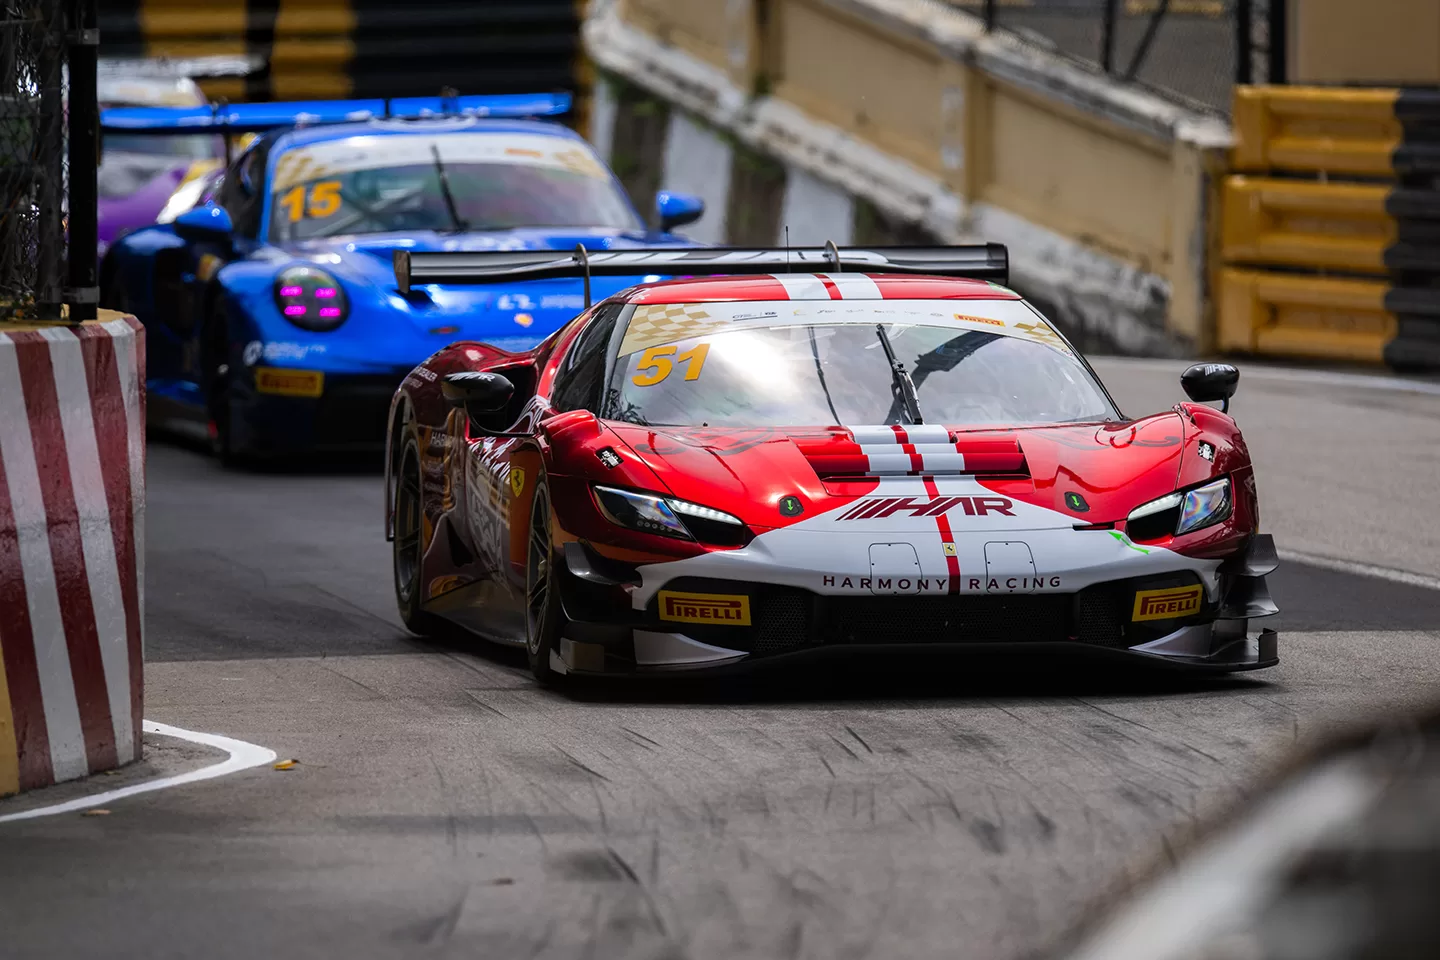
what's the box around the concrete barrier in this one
[585,0,1230,356]
[0,313,145,797]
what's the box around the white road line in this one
[0,721,277,825]
[1278,548,1440,592]
[1093,355,1440,397]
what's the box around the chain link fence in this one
[947,0,1281,117]
[0,1,95,321]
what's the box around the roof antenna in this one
[575,244,592,309]
[824,239,841,272]
[784,225,791,272]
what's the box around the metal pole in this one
[66,0,99,321]
[984,0,997,31]
[36,6,65,319]
[1101,0,1119,75]
[1236,0,1253,85]
[1268,0,1287,84]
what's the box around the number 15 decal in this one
[631,343,710,386]
[278,180,342,222]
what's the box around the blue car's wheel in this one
[203,300,239,464]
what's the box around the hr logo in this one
[837,495,1015,521]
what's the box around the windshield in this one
[602,300,1117,428]
[267,131,640,241]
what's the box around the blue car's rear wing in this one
[101,92,571,134]
[392,245,1010,304]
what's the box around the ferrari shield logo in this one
[509,468,525,498]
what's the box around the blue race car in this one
[99,94,706,459]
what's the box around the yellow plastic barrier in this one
[1217,269,1396,363]
[1220,176,1393,274]
[1231,86,1401,177]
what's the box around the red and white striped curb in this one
[0,315,145,794]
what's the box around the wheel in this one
[202,300,239,464]
[525,478,567,684]
[393,437,440,635]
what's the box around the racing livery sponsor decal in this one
[509,466,525,497]
[955,313,1005,327]
[1198,441,1216,462]
[596,447,623,468]
[254,367,323,397]
[658,591,752,626]
[1132,585,1202,621]
[818,574,1063,594]
[837,495,1015,520]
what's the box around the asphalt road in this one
[2,359,1439,960]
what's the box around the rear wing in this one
[391,245,1009,298]
[100,92,571,135]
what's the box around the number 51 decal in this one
[278,180,342,222]
[631,343,710,386]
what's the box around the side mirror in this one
[442,371,515,432]
[1181,362,1239,413]
[173,203,233,241]
[656,191,705,232]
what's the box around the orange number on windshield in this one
[631,345,675,386]
[631,343,710,386]
[308,180,341,217]
[279,180,343,222]
[279,185,305,222]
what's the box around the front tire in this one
[393,437,439,635]
[525,479,567,685]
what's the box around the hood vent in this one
[796,426,1027,478]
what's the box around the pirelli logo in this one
[1132,585,1203,622]
[657,591,751,626]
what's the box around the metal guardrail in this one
[1220,85,1440,371]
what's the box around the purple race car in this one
[97,67,224,257]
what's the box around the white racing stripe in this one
[1278,548,1440,592]
[822,272,883,299]
[771,273,829,300]
[0,720,278,824]
[850,424,951,444]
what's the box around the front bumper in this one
[231,370,405,455]
[551,537,1281,676]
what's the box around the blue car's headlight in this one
[1126,477,1232,541]
[275,265,349,331]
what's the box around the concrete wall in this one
[1291,0,1440,85]
[586,0,1230,355]
[0,314,145,797]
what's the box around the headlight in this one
[1126,477,1231,541]
[592,485,749,546]
[274,265,349,331]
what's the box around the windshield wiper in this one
[430,144,469,233]
[875,323,924,425]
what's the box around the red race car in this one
[383,246,1278,683]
